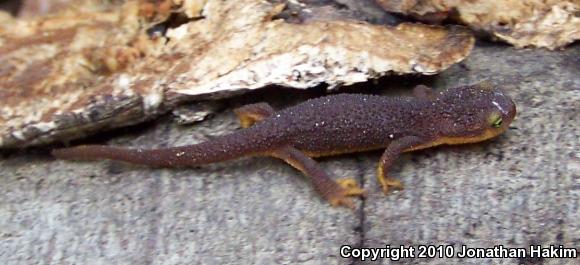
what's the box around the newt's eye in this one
[492,117,503,128]
[489,113,503,128]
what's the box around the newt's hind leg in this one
[234,103,275,128]
[271,147,366,209]
[378,136,426,194]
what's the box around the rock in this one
[0,0,474,148]
[375,0,580,49]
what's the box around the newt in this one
[52,82,517,209]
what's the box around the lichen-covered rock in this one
[0,0,474,148]
[375,0,580,49]
[17,0,121,17]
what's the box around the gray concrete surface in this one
[0,43,578,264]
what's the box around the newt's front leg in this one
[234,102,275,128]
[271,147,366,209]
[377,136,428,194]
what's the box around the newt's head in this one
[434,82,516,144]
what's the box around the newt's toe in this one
[336,178,367,197]
[327,179,367,209]
[378,175,404,194]
[336,178,357,188]
[329,196,356,209]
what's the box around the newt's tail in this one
[52,128,281,167]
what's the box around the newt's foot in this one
[336,178,367,197]
[327,178,367,209]
[234,102,275,128]
[377,175,404,194]
[328,195,356,209]
[336,178,356,188]
[325,178,367,207]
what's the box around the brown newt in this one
[52,82,517,208]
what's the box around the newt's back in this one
[259,94,428,156]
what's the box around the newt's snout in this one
[489,89,517,133]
